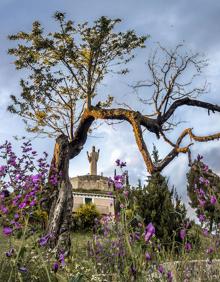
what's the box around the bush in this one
[73,203,100,231]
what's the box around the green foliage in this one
[73,203,100,231]
[8,13,148,139]
[130,172,187,248]
[187,159,220,232]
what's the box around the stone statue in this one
[87,146,100,175]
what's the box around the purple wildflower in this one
[199,177,205,184]
[185,242,192,252]
[120,161,126,168]
[180,229,186,240]
[167,271,173,282]
[3,227,13,236]
[198,198,206,207]
[52,262,59,272]
[59,252,65,267]
[199,214,206,223]
[210,195,217,205]
[18,202,27,209]
[114,175,124,189]
[158,265,164,274]
[197,154,203,161]
[203,228,209,237]
[39,234,52,246]
[207,247,214,254]
[145,252,151,261]
[14,213,19,220]
[203,164,209,172]
[115,159,121,166]
[31,174,40,184]
[5,248,14,257]
[144,222,155,243]
[1,206,8,214]
[19,267,27,273]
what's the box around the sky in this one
[0,0,220,210]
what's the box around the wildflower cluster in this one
[0,140,56,236]
[89,160,174,281]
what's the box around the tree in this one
[129,147,187,248]
[187,156,220,232]
[8,13,220,253]
[8,13,147,253]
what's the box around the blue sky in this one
[0,0,220,208]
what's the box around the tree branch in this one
[162,97,220,124]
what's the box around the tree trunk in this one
[46,135,73,255]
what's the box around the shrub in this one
[73,203,100,231]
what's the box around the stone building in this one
[70,146,115,215]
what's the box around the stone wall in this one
[70,175,114,192]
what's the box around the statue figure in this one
[87,146,100,175]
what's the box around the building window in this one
[85,197,92,205]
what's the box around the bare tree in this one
[8,13,220,254]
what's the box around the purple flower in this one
[144,222,155,243]
[3,227,13,236]
[14,222,21,229]
[207,247,214,254]
[199,177,205,184]
[1,206,9,214]
[197,154,203,161]
[210,195,217,205]
[18,267,27,273]
[123,190,129,197]
[203,164,209,172]
[145,252,151,261]
[199,189,205,197]
[180,229,186,240]
[185,242,192,252]
[52,262,59,272]
[39,236,49,246]
[199,214,206,223]
[120,161,126,168]
[198,198,206,207]
[203,228,209,237]
[167,271,173,282]
[18,202,27,209]
[59,252,65,267]
[114,175,124,189]
[158,265,164,274]
[116,159,121,166]
[39,233,52,246]
[14,213,19,220]
[5,248,14,257]
[115,182,123,189]
[15,174,21,180]
[30,200,36,207]
[31,174,40,184]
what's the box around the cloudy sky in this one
[0,0,220,208]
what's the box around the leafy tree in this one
[129,147,187,248]
[8,13,147,253]
[8,12,220,253]
[187,157,220,232]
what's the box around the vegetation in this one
[0,10,220,281]
[7,12,220,253]
[73,203,100,231]
[0,143,220,281]
[187,155,220,232]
